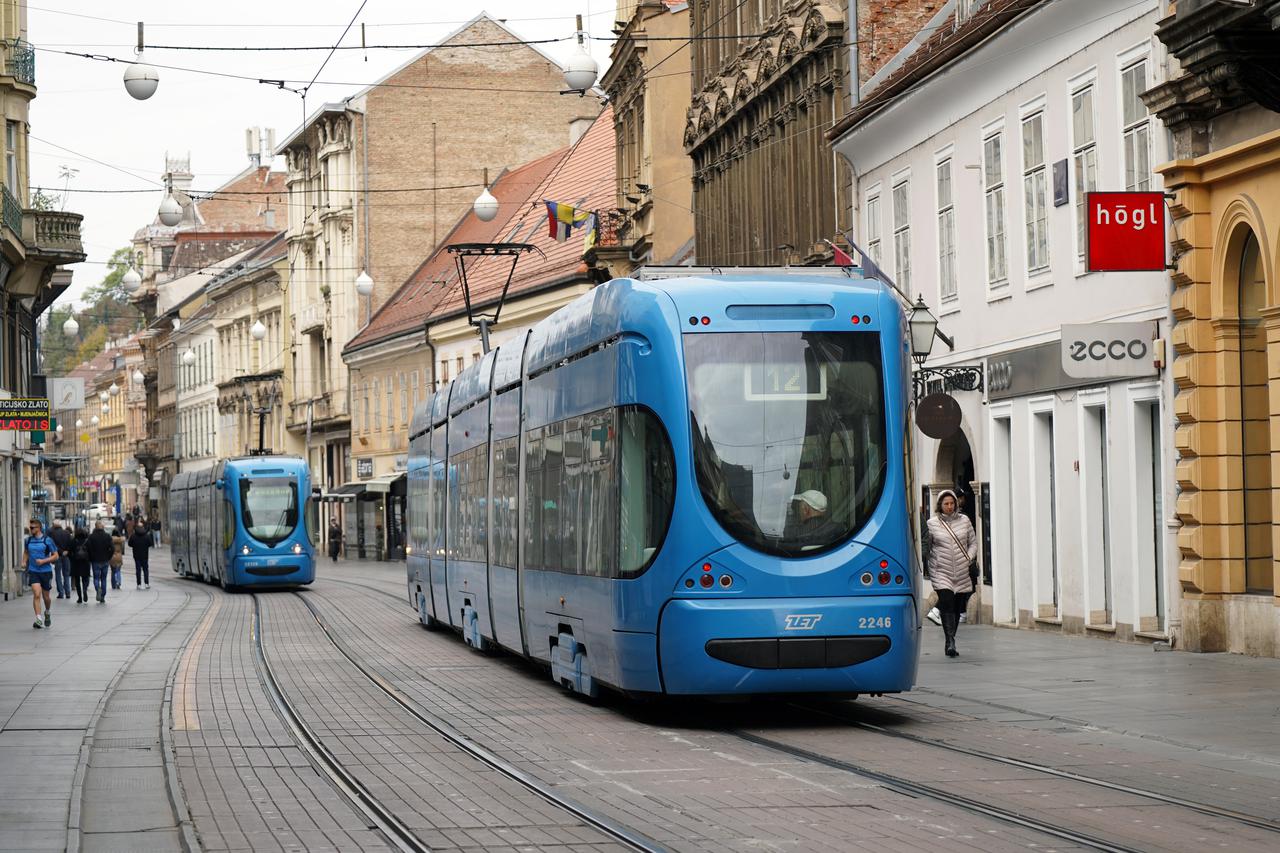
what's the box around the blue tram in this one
[170,456,317,588]
[406,270,920,697]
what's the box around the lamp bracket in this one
[913,364,984,400]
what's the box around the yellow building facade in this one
[1148,0,1280,655]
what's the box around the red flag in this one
[832,245,854,267]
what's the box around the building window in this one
[865,193,881,265]
[936,159,956,301]
[1121,59,1150,192]
[373,379,381,431]
[983,132,1007,285]
[892,178,911,292]
[1072,84,1097,262]
[386,379,393,433]
[5,121,17,192]
[1022,111,1049,274]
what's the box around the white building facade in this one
[833,0,1179,641]
[172,313,218,473]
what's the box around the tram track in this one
[318,575,1280,849]
[788,699,1280,836]
[259,589,669,853]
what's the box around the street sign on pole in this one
[1087,191,1167,272]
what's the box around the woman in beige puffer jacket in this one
[925,489,976,658]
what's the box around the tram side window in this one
[524,430,544,569]
[582,409,617,577]
[305,493,319,546]
[543,422,565,572]
[562,418,583,574]
[619,406,676,576]
[223,500,235,550]
[491,438,519,567]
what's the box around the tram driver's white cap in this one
[791,490,828,513]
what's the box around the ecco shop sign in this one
[1061,323,1157,380]
[1087,192,1166,272]
[0,398,50,430]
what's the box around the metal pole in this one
[477,317,491,354]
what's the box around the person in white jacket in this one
[925,489,977,657]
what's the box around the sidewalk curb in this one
[160,584,215,853]
[62,584,202,850]
[65,590,182,853]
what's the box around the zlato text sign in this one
[1060,322,1158,380]
[1086,191,1167,272]
[0,397,50,430]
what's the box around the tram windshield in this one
[241,477,299,546]
[685,331,887,557]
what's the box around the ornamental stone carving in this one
[684,0,844,152]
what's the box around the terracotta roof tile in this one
[346,108,615,353]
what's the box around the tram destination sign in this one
[1087,191,1166,272]
[0,398,51,430]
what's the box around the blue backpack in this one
[25,534,57,566]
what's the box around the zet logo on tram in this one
[783,614,823,631]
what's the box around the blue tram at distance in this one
[170,455,317,589]
[405,269,920,698]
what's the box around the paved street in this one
[0,547,1277,852]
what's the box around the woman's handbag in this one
[940,517,978,586]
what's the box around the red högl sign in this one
[1087,191,1167,272]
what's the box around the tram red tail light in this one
[879,559,889,568]
[699,574,714,588]
[877,571,891,585]
[700,316,710,325]
[702,563,713,572]
[850,315,860,324]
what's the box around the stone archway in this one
[933,427,976,527]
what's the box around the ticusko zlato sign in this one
[1087,191,1166,272]
[0,398,50,430]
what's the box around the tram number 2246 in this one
[858,616,893,629]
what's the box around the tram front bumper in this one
[235,554,311,579]
[658,595,919,695]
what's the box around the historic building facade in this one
[594,1,694,276]
[278,14,598,520]
[831,0,1178,641]
[1145,0,1280,655]
[0,0,85,593]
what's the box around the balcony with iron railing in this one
[5,39,34,87]
[2,183,21,238]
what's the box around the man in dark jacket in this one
[127,523,152,589]
[86,520,115,603]
[49,520,74,600]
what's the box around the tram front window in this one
[241,477,299,546]
[685,331,887,557]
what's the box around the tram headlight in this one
[241,545,251,555]
[292,543,303,555]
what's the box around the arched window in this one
[1237,229,1272,594]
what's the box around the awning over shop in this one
[316,489,356,502]
[333,473,404,496]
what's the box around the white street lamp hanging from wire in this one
[108,382,120,396]
[157,193,182,226]
[562,15,598,94]
[355,270,374,297]
[132,368,144,384]
[62,315,78,336]
[251,320,266,341]
[123,22,158,100]
[473,168,498,222]
[122,266,142,293]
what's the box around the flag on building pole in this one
[840,230,904,300]
[582,212,599,253]
[545,200,591,242]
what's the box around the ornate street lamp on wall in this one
[906,294,983,401]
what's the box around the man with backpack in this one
[21,519,59,629]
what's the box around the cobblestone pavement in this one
[8,549,1280,852]
[300,577,1086,851]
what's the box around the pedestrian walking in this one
[111,525,127,590]
[127,523,152,589]
[924,489,977,658]
[328,520,343,562]
[21,519,59,629]
[87,520,114,603]
[69,526,92,604]
[49,519,74,601]
[150,516,161,547]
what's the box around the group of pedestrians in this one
[21,514,157,629]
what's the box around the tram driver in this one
[789,489,839,548]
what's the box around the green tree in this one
[42,247,143,375]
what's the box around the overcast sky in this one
[29,1,618,308]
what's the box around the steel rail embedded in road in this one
[250,595,432,853]
[792,700,1280,836]
[292,591,671,853]
[732,730,1146,853]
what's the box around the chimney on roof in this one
[569,115,595,146]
